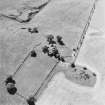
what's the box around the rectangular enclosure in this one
[15,45,57,97]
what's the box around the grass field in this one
[0,0,98,105]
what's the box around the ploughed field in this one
[0,0,101,105]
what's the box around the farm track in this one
[73,0,98,62]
